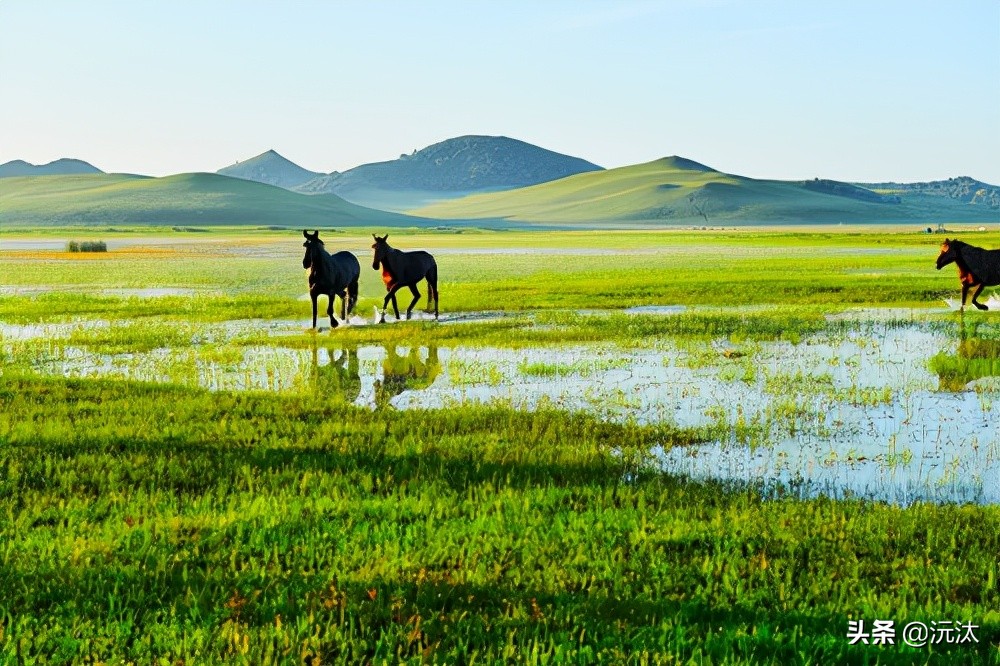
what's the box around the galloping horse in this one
[936,238,1000,311]
[371,234,439,323]
[302,230,360,328]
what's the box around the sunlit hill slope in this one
[410,157,999,225]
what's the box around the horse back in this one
[388,249,437,285]
[330,251,361,282]
[961,245,1000,286]
[313,251,360,292]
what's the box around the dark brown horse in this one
[371,234,438,323]
[936,238,1000,311]
[302,230,360,328]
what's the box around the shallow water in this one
[102,287,202,297]
[4,313,1000,505]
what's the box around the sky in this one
[1,1,998,183]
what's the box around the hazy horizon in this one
[2,1,998,184]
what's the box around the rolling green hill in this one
[0,172,428,228]
[410,157,1000,225]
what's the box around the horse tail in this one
[426,259,439,317]
[347,278,359,315]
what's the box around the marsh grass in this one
[2,373,999,664]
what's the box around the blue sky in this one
[2,1,997,183]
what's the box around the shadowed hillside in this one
[0,158,103,177]
[217,149,323,189]
[857,177,1000,210]
[293,135,604,211]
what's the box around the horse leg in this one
[381,286,403,323]
[311,294,318,330]
[389,289,401,320]
[961,284,970,311]
[339,290,348,320]
[327,294,339,328]
[971,284,989,311]
[406,284,421,320]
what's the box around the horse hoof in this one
[976,304,989,311]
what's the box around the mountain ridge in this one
[287,135,605,211]
[217,149,322,189]
[5,138,998,227]
[0,158,103,177]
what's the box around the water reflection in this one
[8,315,1000,505]
[374,346,441,409]
[310,341,361,403]
[931,319,1000,391]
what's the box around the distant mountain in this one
[217,149,322,189]
[855,177,1000,210]
[412,156,1000,226]
[0,158,103,177]
[0,172,428,228]
[293,135,604,211]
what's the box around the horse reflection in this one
[932,319,1000,391]
[310,342,362,403]
[374,346,441,409]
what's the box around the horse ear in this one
[303,230,310,239]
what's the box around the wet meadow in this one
[2,227,1000,664]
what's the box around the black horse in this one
[371,234,439,323]
[936,238,1000,311]
[302,230,360,328]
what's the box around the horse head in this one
[936,238,959,270]
[303,230,323,269]
[371,234,389,270]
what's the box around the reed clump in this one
[66,240,108,252]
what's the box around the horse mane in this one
[378,241,404,275]
[308,241,332,276]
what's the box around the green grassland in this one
[2,228,995,322]
[411,158,1000,225]
[0,173,429,228]
[2,228,1000,664]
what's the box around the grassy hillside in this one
[411,157,1000,225]
[0,173,428,228]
